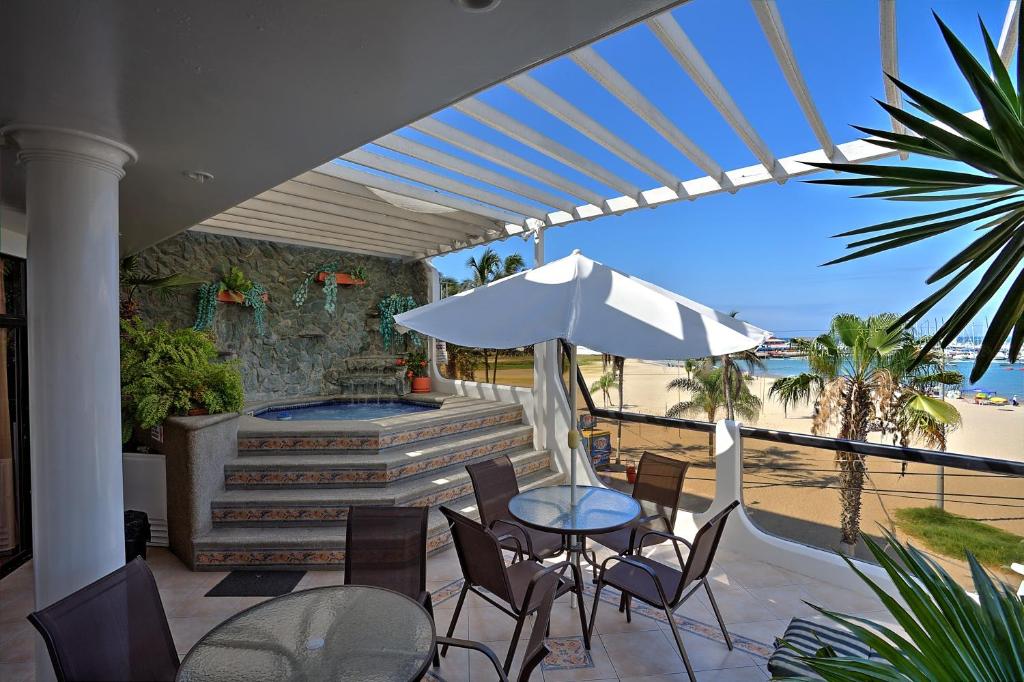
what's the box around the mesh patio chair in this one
[466,455,564,562]
[27,557,179,682]
[345,505,439,666]
[438,506,590,674]
[587,501,740,682]
[436,578,556,681]
[586,451,689,561]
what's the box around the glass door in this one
[0,256,30,578]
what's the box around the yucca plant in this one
[807,8,1024,382]
[785,529,1024,681]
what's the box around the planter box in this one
[216,290,270,304]
[122,452,168,547]
[314,272,366,286]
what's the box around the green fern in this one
[120,319,244,443]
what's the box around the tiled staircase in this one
[191,396,561,569]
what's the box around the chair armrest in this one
[637,529,692,550]
[596,554,671,605]
[494,532,524,559]
[490,518,536,559]
[435,637,509,682]
[626,514,673,552]
[520,560,574,614]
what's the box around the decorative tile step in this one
[237,398,523,454]
[223,424,535,489]
[194,469,565,570]
[213,449,551,525]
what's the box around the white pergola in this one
[195,0,1021,260]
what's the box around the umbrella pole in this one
[568,342,578,507]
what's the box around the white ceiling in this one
[0,0,681,254]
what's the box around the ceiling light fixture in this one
[452,0,500,12]
[183,170,214,184]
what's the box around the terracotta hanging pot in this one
[314,272,367,286]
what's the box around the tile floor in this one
[0,542,895,681]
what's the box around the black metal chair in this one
[345,505,439,666]
[587,501,740,682]
[466,455,564,562]
[27,557,179,682]
[439,506,590,674]
[586,451,690,562]
[437,578,557,681]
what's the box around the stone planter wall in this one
[134,231,429,400]
[147,413,240,570]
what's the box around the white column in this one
[3,126,135,618]
[531,229,558,451]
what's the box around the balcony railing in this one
[568,352,1024,590]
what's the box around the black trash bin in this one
[124,510,151,561]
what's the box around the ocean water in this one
[756,357,1024,397]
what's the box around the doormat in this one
[205,570,306,597]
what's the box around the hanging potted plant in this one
[378,293,421,351]
[407,348,431,393]
[193,265,269,335]
[294,260,368,315]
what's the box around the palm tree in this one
[768,313,962,553]
[489,253,526,383]
[806,8,1024,380]
[590,372,617,407]
[713,312,767,420]
[612,355,626,464]
[440,275,462,299]
[667,365,761,460]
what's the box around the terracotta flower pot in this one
[314,272,367,286]
[216,290,269,304]
[411,377,431,393]
[626,465,637,484]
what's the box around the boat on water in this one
[755,336,805,359]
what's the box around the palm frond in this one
[804,6,1024,376]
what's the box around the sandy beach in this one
[585,360,1024,463]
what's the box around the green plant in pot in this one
[379,294,421,351]
[293,259,369,315]
[121,319,244,444]
[406,348,431,393]
[193,265,268,335]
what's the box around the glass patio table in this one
[509,484,641,609]
[176,585,436,682]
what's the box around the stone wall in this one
[134,231,429,400]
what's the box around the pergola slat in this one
[312,162,522,230]
[751,0,837,159]
[648,12,786,181]
[409,118,606,208]
[197,220,421,258]
[233,201,462,249]
[221,209,444,251]
[373,133,578,213]
[262,186,481,241]
[879,0,908,160]
[998,0,1020,65]
[342,148,548,222]
[288,174,498,234]
[571,45,727,187]
[507,73,684,193]
[455,98,643,201]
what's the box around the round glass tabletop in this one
[509,485,641,534]
[176,585,435,682]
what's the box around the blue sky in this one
[422,0,1014,338]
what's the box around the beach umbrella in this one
[394,250,770,503]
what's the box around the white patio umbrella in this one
[394,250,770,503]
